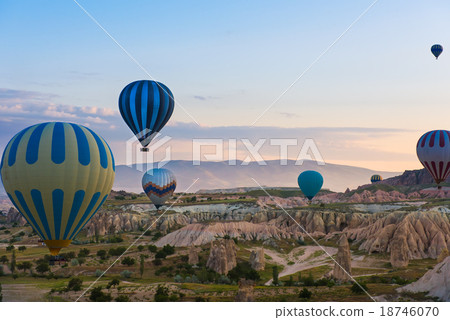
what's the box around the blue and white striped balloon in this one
[119,80,175,150]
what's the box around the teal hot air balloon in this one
[119,80,175,152]
[431,44,443,59]
[142,168,176,209]
[297,170,323,200]
[0,122,115,255]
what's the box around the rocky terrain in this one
[399,256,450,301]
[332,234,352,281]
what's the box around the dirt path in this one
[246,246,338,285]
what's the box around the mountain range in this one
[112,160,400,193]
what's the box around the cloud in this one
[193,95,219,101]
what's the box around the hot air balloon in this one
[370,175,383,183]
[142,168,176,209]
[119,80,175,152]
[0,122,115,255]
[297,170,323,201]
[431,44,443,59]
[416,130,450,188]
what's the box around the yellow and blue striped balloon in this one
[0,122,115,255]
[370,174,383,183]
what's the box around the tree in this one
[140,255,145,278]
[162,244,175,255]
[18,246,26,252]
[107,278,120,289]
[17,261,32,275]
[0,255,8,264]
[148,245,157,253]
[153,259,162,266]
[67,277,83,291]
[97,250,107,260]
[154,285,170,302]
[120,270,132,278]
[286,275,294,286]
[303,272,315,286]
[121,257,135,266]
[155,251,167,259]
[137,245,144,252]
[78,248,90,258]
[36,262,50,275]
[299,288,312,300]
[89,286,112,302]
[6,245,14,252]
[272,266,279,285]
[10,249,16,274]
[350,282,368,294]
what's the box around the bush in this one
[350,282,368,294]
[137,245,144,251]
[153,259,162,266]
[36,262,50,274]
[115,295,129,302]
[107,278,120,289]
[154,285,170,302]
[94,269,103,277]
[108,247,127,256]
[148,245,157,253]
[303,272,315,287]
[155,251,167,259]
[299,288,312,299]
[174,274,183,283]
[60,251,76,260]
[67,277,83,291]
[144,230,152,236]
[78,248,90,258]
[228,262,260,282]
[6,245,14,251]
[109,236,124,243]
[120,270,133,279]
[89,286,112,302]
[152,232,162,241]
[121,257,135,266]
[97,250,107,260]
[70,259,79,266]
[162,244,175,255]
[18,246,27,252]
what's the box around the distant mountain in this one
[383,168,450,187]
[112,160,400,193]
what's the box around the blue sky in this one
[1,0,450,171]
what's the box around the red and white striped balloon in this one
[416,130,450,185]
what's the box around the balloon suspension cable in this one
[141,147,149,152]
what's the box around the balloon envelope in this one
[370,175,383,183]
[0,122,115,255]
[416,130,450,185]
[142,168,176,209]
[297,170,323,200]
[119,80,175,149]
[431,44,443,59]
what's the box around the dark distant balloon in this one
[297,170,323,200]
[370,175,383,183]
[416,130,450,187]
[119,80,175,151]
[431,44,443,59]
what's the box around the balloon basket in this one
[141,147,149,152]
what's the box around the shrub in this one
[67,277,83,291]
[299,288,312,299]
[96,250,107,260]
[18,246,27,252]
[89,286,112,302]
[228,262,260,282]
[144,230,152,236]
[107,278,120,289]
[94,269,103,277]
[115,295,129,302]
[109,236,124,243]
[137,245,144,251]
[153,259,162,266]
[155,251,167,259]
[108,247,127,256]
[152,232,162,241]
[121,257,135,266]
[120,270,132,279]
[78,248,90,258]
[162,244,175,255]
[148,245,157,253]
[350,282,368,294]
[36,262,50,274]
[174,274,183,283]
[154,285,170,302]
[70,259,79,266]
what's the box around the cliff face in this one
[384,169,450,187]
[249,248,265,271]
[347,208,450,259]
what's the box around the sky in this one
[1,0,450,172]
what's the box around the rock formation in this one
[332,234,352,281]
[249,248,265,271]
[235,279,255,302]
[437,248,449,263]
[390,232,409,268]
[398,256,450,301]
[6,207,26,226]
[188,245,200,265]
[206,239,237,275]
